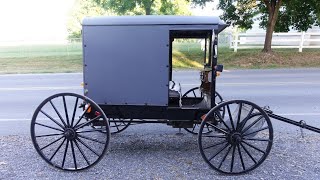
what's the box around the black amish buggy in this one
[30,15,320,174]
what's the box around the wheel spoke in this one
[73,104,91,128]
[70,141,77,170]
[77,128,107,134]
[242,141,266,154]
[208,143,230,161]
[71,97,79,127]
[243,137,271,142]
[78,134,106,144]
[203,140,227,150]
[202,135,227,139]
[35,122,64,132]
[230,145,236,172]
[40,110,65,130]
[40,136,64,150]
[236,103,242,130]
[192,124,196,132]
[74,139,90,166]
[76,137,100,157]
[238,106,255,131]
[240,143,257,164]
[61,140,69,168]
[241,115,264,134]
[226,104,235,130]
[36,133,63,138]
[62,96,70,127]
[49,138,66,161]
[114,120,120,131]
[214,111,231,132]
[237,144,246,171]
[243,126,269,137]
[206,122,229,134]
[74,115,102,130]
[192,90,196,97]
[50,100,67,127]
[218,145,232,169]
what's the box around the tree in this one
[96,0,191,15]
[217,0,320,53]
[67,0,111,39]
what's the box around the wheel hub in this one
[64,128,77,140]
[228,132,242,145]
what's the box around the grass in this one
[0,55,82,74]
[0,42,320,74]
[173,42,320,69]
[0,44,82,74]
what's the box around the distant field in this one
[0,42,320,74]
[0,44,82,74]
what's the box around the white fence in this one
[230,32,320,52]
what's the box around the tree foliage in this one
[217,0,320,52]
[67,0,111,39]
[96,0,191,15]
[219,0,320,32]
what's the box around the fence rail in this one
[230,32,320,52]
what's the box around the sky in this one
[0,0,75,42]
[0,0,221,42]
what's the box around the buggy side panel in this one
[83,25,169,106]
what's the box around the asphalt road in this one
[1,69,320,179]
[0,69,320,135]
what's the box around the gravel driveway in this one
[0,124,319,180]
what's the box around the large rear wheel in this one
[31,93,110,171]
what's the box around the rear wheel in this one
[31,93,110,171]
[198,100,273,174]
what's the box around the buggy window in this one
[169,30,213,80]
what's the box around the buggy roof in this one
[82,15,227,33]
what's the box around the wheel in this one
[182,87,223,103]
[91,118,131,134]
[198,100,273,174]
[31,93,110,171]
[108,118,132,134]
[183,87,224,134]
[182,87,203,98]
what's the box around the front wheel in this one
[198,100,273,174]
[31,93,110,171]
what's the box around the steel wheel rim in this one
[30,93,110,171]
[198,100,273,174]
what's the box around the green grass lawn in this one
[0,42,319,74]
[0,44,82,74]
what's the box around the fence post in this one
[299,32,305,52]
[229,32,232,49]
[234,32,238,52]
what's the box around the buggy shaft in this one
[268,113,320,134]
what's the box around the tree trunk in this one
[262,13,277,52]
[145,6,151,15]
[262,0,282,53]
[143,0,154,15]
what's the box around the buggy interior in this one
[168,30,214,109]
